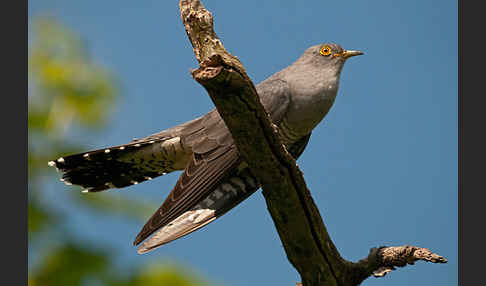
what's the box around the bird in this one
[48,43,363,254]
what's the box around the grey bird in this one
[49,43,363,254]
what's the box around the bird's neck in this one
[278,64,342,141]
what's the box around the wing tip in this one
[135,236,170,254]
[133,233,145,246]
[134,209,218,254]
[137,246,152,254]
[136,241,169,254]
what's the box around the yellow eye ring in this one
[320,45,332,56]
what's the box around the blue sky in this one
[29,1,457,285]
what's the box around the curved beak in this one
[342,50,364,59]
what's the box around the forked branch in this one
[178,1,446,285]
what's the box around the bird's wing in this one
[133,111,240,246]
[258,78,292,124]
[133,79,301,249]
[136,166,255,253]
[136,133,312,253]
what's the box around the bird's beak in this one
[341,50,364,59]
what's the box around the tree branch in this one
[178,1,446,285]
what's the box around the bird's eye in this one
[320,45,332,56]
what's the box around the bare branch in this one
[374,245,447,275]
[345,245,447,285]
[178,1,446,285]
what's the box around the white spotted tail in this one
[48,136,191,192]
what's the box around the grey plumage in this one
[49,43,362,253]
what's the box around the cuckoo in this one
[49,43,363,254]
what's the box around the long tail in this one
[48,136,191,192]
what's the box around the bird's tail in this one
[48,136,191,192]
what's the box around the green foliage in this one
[108,264,211,286]
[28,199,57,235]
[69,191,157,222]
[29,244,110,286]
[28,17,117,180]
[28,17,211,286]
[29,18,117,133]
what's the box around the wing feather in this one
[133,144,240,245]
[134,78,296,248]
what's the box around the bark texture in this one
[179,1,446,285]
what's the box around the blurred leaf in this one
[29,243,110,286]
[106,263,212,286]
[28,199,57,235]
[28,16,215,286]
[130,264,210,286]
[29,17,118,138]
[69,191,159,222]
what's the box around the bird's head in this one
[297,43,363,72]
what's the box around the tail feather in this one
[49,136,191,192]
